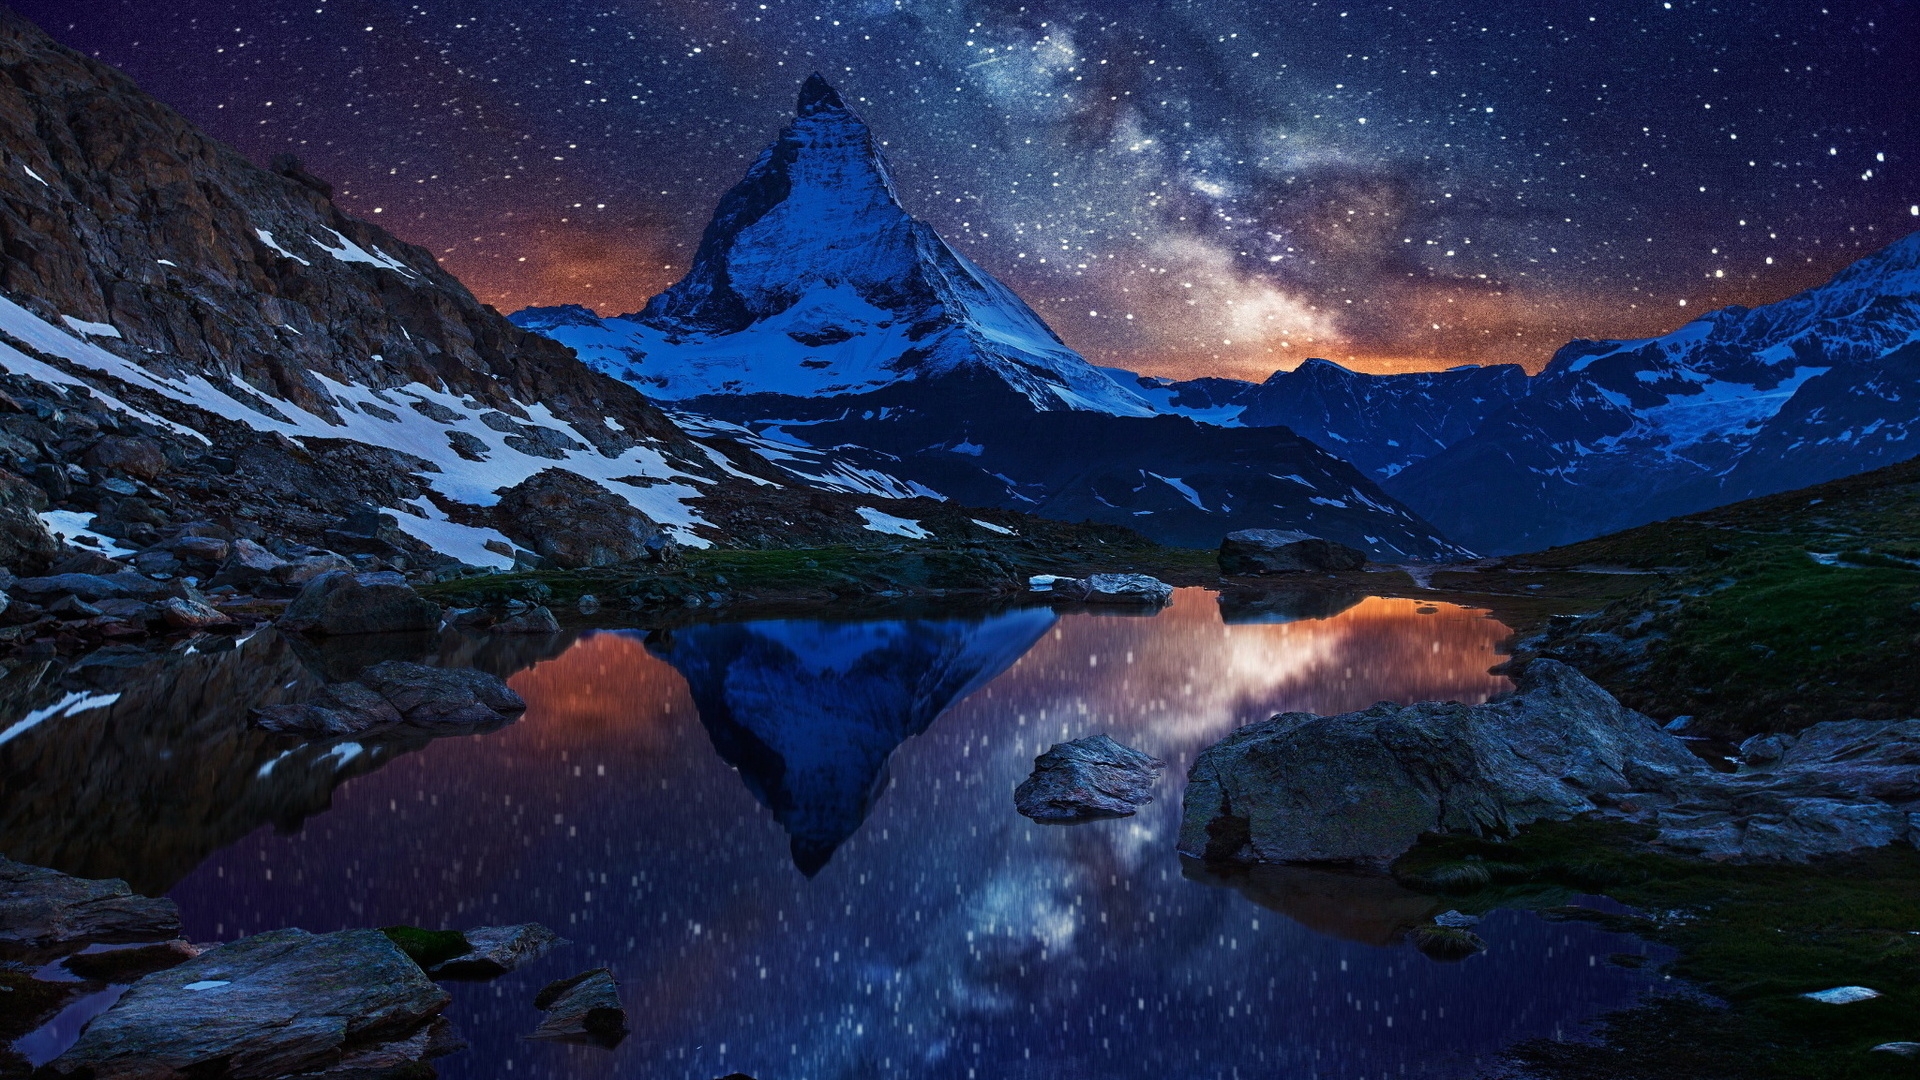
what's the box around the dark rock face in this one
[1014,735,1164,823]
[47,928,453,1079]
[1218,530,1368,575]
[276,570,442,636]
[1178,660,1705,866]
[530,968,628,1048]
[494,469,665,569]
[0,856,180,953]
[428,923,565,980]
[251,660,524,738]
[0,467,59,574]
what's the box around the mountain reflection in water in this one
[23,590,1663,1078]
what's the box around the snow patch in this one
[855,506,932,538]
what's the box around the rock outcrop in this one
[529,968,628,1048]
[428,923,565,980]
[251,660,524,738]
[47,928,455,1078]
[1182,657,1920,866]
[1218,530,1368,575]
[1178,660,1704,866]
[275,571,442,636]
[494,469,666,569]
[0,856,180,954]
[1014,735,1164,823]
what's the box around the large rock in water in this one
[1218,529,1368,575]
[251,661,525,738]
[0,857,181,953]
[494,469,665,569]
[529,968,628,1048]
[46,928,454,1079]
[1015,735,1164,823]
[1178,659,1705,866]
[275,570,442,635]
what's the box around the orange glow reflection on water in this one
[503,589,1511,763]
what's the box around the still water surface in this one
[3,590,1663,1078]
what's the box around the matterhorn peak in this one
[797,72,849,116]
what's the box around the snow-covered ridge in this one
[0,292,727,568]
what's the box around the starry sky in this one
[18,0,1919,378]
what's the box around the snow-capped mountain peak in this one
[520,75,1153,417]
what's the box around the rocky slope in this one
[514,77,1465,560]
[0,11,1012,583]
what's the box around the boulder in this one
[276,570,441,635]
[47,928,453,1079]
[1043,573,1175,604]
[494,469,664,569]
[272,551,355,587]
[154,596,237,631]
[208,538,287,589]
[81,436,168,481]
[1178,660,1705,866]
[9,572,165,602]
[0,467,60,575]
[530,967,628,1048]
[252,661,525,738]
[1081,573,1175,605]
[1015,735,1165,823]
[490,605,560,634]
[429,923,566,979]
[0,857,181,953]
[1218,529,1367,575]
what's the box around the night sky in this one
[16,0,1919,378]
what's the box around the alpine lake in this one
[4,586,1689,1078]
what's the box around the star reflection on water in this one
[5,589,1666,1078]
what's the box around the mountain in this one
[0,13,1028,574]
[1103,360,1532,480]
[517,77,1464,560]
[640,609,1054,875]
[1383,231,1920,553]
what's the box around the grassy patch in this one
[1389,823,1920,1078]
[1565,545,1920,737]
[379,925,471,970]
[419,540,1220,613]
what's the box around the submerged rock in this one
[1015,735,1164,823]
[251,661,525,738]
[1407,923,1487,962]
[1218,529,1367,575]
[275,570,442,636]
[0,856,181,954]
[1178,660,1704,866]
[429,923,565,979]
[490,605,560,634]
[530,967,628,1047]
[46,928,453,1078]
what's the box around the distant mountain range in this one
[1106,232,1920,553]
[515,76,1464,560]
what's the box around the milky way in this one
[20,0,1918,377]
